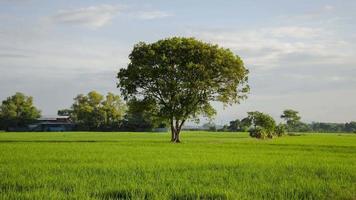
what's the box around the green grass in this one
[0,132,355,200]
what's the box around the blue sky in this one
[0,0,355,124]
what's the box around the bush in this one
[275,124,287,137]
[249,127,268,139]
[247,111,276,139]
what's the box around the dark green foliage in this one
[121,98,167,131]
[228,118,250,131]
[247,111,276,139]
[60,91,126,131]
[281,109,301,131]
[117,37,249,142]
[292,121,311,132]
[279,109,356,133]
[275,123,287,137]
[345,121,356,133]
[0,92,41,130]
[57,109,72,116]
[249,126,266,139]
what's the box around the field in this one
[0,132,355,200]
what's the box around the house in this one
[29,116,74,132]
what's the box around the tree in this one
[228,118,251,131]
[0,92,41,130]
[228,119,241,131]
[102,93,127,129]
[246,111,276,139]
[345,121,356,133]
[57,109,72,116]
[275,123,287,137]
[117,37,249,142]
[60,91,126,131]
[281,109,301,130]
[202,122,217,131]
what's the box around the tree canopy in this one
[121,98,166,131]
[246,111,277,139]
[281,109,301,126]
[0,92,41,130]
[228,118,250,132]
[59,91,126,131]
[117,37,249,142]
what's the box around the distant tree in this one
[345,121,356,133]
[117,37,249,142]
[310,122,344,133]
[228,119,240,131]
[202,122,217,131]
[60,91,126,131]
[57,109,72,116]
[102,93,127,129]
[294,122,311,132]
[228,119,250,132]
[228,117,251,132]
[247,111,276,139]
[241,117,252,130]
[0,92,41,130]
[281,109,301,131]
[275,123,287,137]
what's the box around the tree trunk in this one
[174,130,181,143]
[170,119,185,143]
[170,128,180,143]
[170,119,176,142]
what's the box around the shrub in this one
[249,127,269,139]
[275,123,287,137]
[247,111,276,139]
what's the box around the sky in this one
[0,0,355,124]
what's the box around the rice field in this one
[0,131,355,199]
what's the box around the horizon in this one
[1,0,356,124]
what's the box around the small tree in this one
[228,118,251,132]
[57,109,72,116]
[228,119,241,131]
[345,121,356,133]
[202,122,217,131]
[117,37,249,142]
[281,109,301,131]
[0,92,41,130]
[246,111,276,139]
[275,123,287,137]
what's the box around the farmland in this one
[0,132,355,199]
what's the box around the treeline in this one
[0,92,355,133]
[224,109,356,133]
[58,91,167,131]
[0,92,165,131]
[309,122,356,133]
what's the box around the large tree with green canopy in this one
[117,37,249,142]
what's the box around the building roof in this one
[38,115,70,121]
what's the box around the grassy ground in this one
[0,132,355,200]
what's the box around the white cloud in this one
[280,4,336,22]
[268,26,321,38]
[323,5,334,12]
[135,11,173,20]
[48,5,122,29]
[46,5,173,28]
[190,26,354,70]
